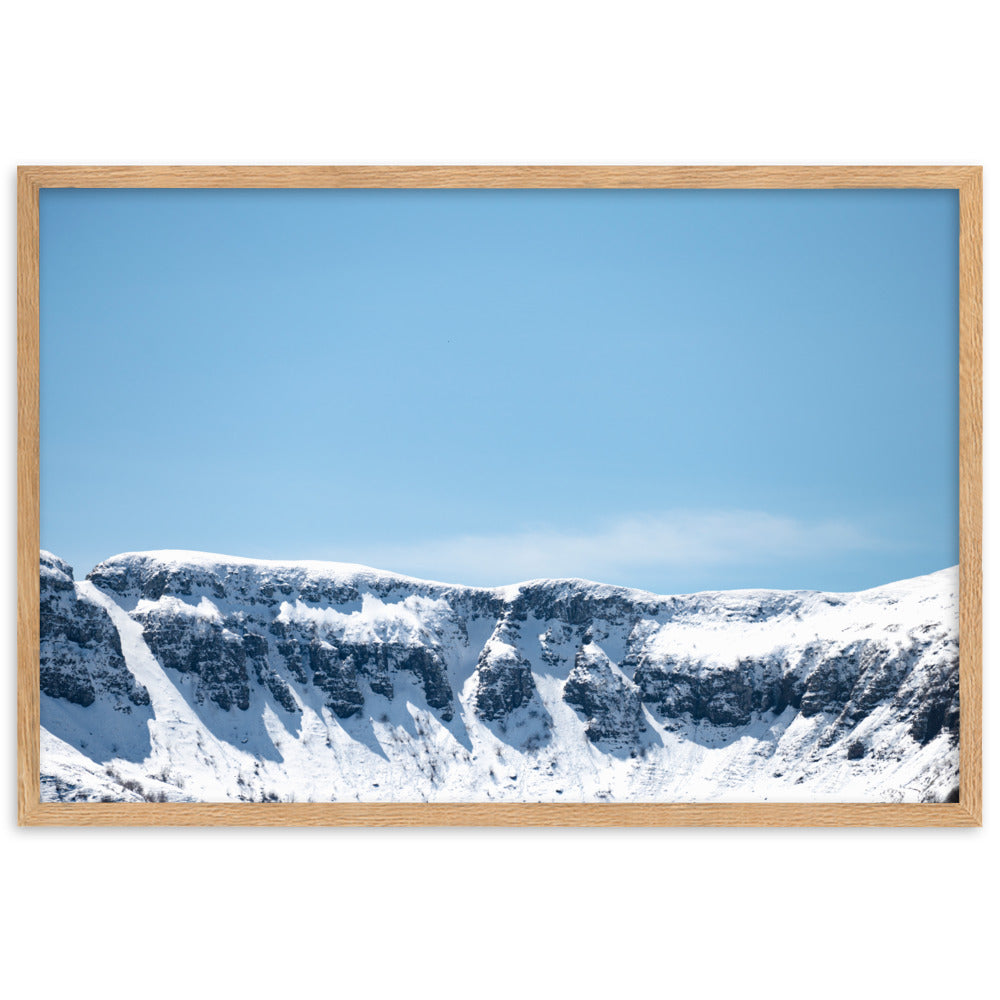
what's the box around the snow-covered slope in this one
[38,549,960,803]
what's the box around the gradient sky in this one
[39,187,958,594]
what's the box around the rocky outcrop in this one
[133,600,251,712]
[635,655,758,726]
[40,551,149,709]
[305,640,366,719]
[472,638,537,721]
[267,619,454,720]
[563,643,645,744]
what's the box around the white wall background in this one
[2,3,993,996]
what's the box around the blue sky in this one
[39,187,958,593]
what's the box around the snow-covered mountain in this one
[39,549,960,804]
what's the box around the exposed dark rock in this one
[241,631,299,714]
[393,646,454,719]
[266,616,455,719]
[472,641,536,720]
[510,582,665,629]
[40,552,149,709]
[133,603,250,712]
[269,621,311,684]
[800,640,874,717]
[256,662,299,714]
[899,645,959,745]
[564,643,644,743]
[634,655,756,726]
[308,641,365,718]
[298,579,361,606]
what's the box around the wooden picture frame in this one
[17,165,982,827]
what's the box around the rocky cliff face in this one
[38,549,960,804]
[40,552,149,711]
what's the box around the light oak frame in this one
[17,166,983,826]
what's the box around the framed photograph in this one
[17,166,982,826]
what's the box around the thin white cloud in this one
[347,510,877,589]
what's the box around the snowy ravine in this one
[38,549,960,804]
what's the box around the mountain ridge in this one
[84,545,954,601]
[39,549,960,804]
